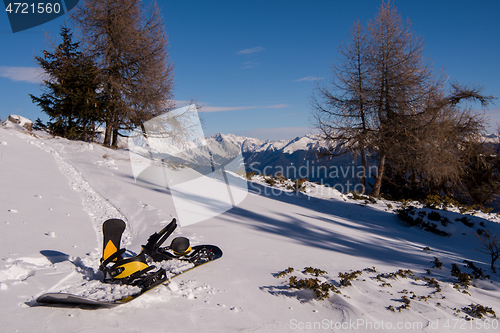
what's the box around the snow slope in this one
[1,124,499,333]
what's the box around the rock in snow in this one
[3,115,33,131]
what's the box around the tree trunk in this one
[360,144,367,192]
[371,153,386,197]
[90,124,96,143]
[111,124,118,149]
[104,120,112,147]
[82,123,88,141]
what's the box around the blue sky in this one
[1,0,499,140]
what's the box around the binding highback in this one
[102,219,126,262]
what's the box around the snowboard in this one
[36,245,223,308]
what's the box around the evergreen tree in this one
[30,25,103,140]
[32,118,48,131]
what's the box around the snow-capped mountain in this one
[208,133,365,190]
[208,132,328,155]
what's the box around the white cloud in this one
[237,46,265,55]
[294,76,324,82]
[241,60,260,69]
[0,66,46,84]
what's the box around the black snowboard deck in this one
[36,245,222,308]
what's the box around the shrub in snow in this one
[246,171,258,180]
[440,217,451,226]
[463,260,489,279]
[248,172,317,194]
[395,295,411,311]
[275,266,340,300]
[424,195,461,210]
[451,264,473,289]
[288,276,339,300]
[422,277,442,293]
[338,270,363,287]
[456,216,474,228]
[274,172,288,183]
[287,178,308,193]
[462,303,496,319]
[275,267,294,278]
[347,191,377,204]
[430,257,443,269]
[302,267,327,277]
[396,206,451,237]
[274,263,496,320]
[264,177,276,187]
[375,269,414,281]
[428,211,442,221]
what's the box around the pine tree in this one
[32,118,48,131]
[30,25,103,140]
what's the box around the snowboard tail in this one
[36,293,119,308]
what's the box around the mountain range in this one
[208,133,368,192]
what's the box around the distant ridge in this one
[207,133,365,190]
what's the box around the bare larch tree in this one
[70,0,174,148]
[313,1,493,198]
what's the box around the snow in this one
[3,114,33,131]
[1,123,500,332]
[213,132,329,157]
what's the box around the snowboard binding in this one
[141,218,215,264]
[99,218,218,288]
[99,219,166,289]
